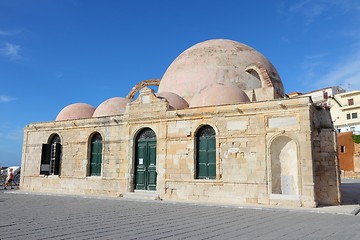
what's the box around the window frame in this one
[40,134,61,176]
[195,125,216,180]
[89,132,103,176]
[340,145,345,153]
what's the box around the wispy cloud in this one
[0,42,21,61]
[0,29,21,36]
[311,51,360,91]
[55,72,64,79]
[0,30,11,36]
[6,130,23,141]
[0,129,23,141]
[0,95,16,103]
[289,0,325,25]
[288,0,360,25]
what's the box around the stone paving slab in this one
[1,190,360,240]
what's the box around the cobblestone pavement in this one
[0,191,359,240]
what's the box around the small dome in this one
[93,97,130,117]
[56,103,95,121]
[158,39,284,103]
[156,92,189,110]
[189,84,250,108]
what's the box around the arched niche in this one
[270,135,299,195]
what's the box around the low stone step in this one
[122,190,159,201]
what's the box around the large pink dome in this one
[93,97,130,117]
[158,39,284,103]
[156,92,189,110]
[56,103,95,121]
[189,84,250,108]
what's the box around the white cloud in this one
[0,95,16,103]
[0,42,21,60]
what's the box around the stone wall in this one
[21,89,340,207]
[312,107,341,206]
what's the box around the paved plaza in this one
[0,179,359,240]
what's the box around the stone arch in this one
[47,133,61,144]
[126,79,161,100]
[245,64,273,88]
[269,135,299,195]
[193,123,220,137]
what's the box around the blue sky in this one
[1,0,360,167]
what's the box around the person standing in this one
[4,168,14,189]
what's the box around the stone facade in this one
[21,88,341,207]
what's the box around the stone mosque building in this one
[21,39,341,207]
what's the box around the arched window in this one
[196,125,216,179]
[40,134,61,175]
[90,133,103,176]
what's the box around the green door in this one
[196,126,216,179]
[135,129,157,190]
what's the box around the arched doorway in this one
[135,128,157,190]
[270,136,299,195]
[196,125,216,179]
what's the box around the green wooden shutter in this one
[96,141,102,175]
[207,137,216,179]
[135,142,147,189]
[197,137,208,179]
[147,141,157,190]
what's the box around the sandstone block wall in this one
[21,90,340,208]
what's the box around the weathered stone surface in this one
[21,88,340,208]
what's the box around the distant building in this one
[288,87,360,133]
[21,39,341,208]
[287,92,303,98]
[337,132,360,177]
[329,90,360,133]
[300,86,346,108]
[294,88,360,177]
[330,90,360,177]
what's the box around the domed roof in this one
[189,84,250,108]
[93,97,130,117]
[158,39,284,103]
[156,92,189,110]
[56,103,96,121]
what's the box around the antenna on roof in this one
[347,83,352,91]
